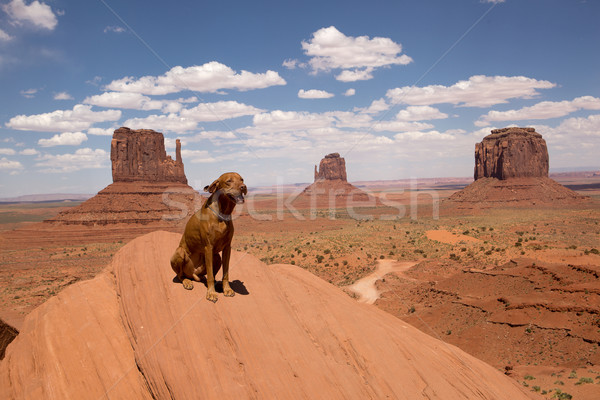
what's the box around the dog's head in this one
[204,172,247,204]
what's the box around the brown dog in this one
[170,172,247,302]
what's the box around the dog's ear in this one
[204,179,219,193]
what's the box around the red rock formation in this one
[0,231,535,399]
[111,127,187,184]
[447,127,588,207]
[474,127,549,180]
[314,153,347,182]
[47,127,200,226]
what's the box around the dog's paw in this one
[223,287,235,297]
[182,279,194,290]
[206,291,218,303]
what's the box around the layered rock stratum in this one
[0,231,534,399]
[314,152,348,182]
[447,127,588,207]
[46,127,200,225]
[474,127,549,180]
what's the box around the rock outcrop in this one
[446,127,588,208]
[111,127,187,184]
[474,127,549,180]
[0,231,534,400]
[314,152,347,182]
[46,127,200,226]
[296,153,371,206]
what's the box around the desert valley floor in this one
[1,173,600,399]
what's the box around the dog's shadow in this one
[172,276,250,295]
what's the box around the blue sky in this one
[0,0,599,196]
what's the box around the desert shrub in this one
[316,255,324,263]
[567,244,577,250]
[516,231,525,236]
[343,260,348,265]
[379,255,384,259]
[462,230,469,235]
[449,253,460,261]
[290,261,295,265]
[514,242,522,247]
[461,247,467,252]
[324,249,331,254]
[575,377,593,385]
[408,306,416,313]
[524,375,535,380]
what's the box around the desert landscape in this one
[1,126,599,399]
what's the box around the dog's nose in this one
[241,184,247,192]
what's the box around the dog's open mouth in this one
[227,192,245,204]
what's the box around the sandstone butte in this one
[46,127,201,226]
[298,153,371,204]
[0,231,535,399]
[447,127,587,207]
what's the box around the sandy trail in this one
[348,259,418,304]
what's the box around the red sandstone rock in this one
[474,127,549,180]
[111,127,187,184]
[47,127,201,226]
[0,231,535,399]
[314,152,347,182]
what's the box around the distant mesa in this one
[314,152,347,182]
[46,127,201,226]
[447,127,588,207]
[111,127,187,184]
[474,127,548,180]
[297,153,371,204]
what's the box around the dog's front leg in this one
[204,246,218,302]
[221,245,234,297]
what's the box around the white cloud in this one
[0,148,16,155]
[35,148,109,173]
[327,111,373,129]
[180,149,217,163]
[395,106,448,121]
[335,68,374,82]
[105,61,286,95]
[0,157,23,170]
[386,75,556,107]
[282,59,297,69]
[104,26,125,34]
[344,88,355,97]
[2,0,58,30]
[38,131,87,147]
[123,114,197,134]
[83,91,163,111]
[19,148,39,155]
[298,89,334,99]
[476,96,600,126]
[179,101,264,122]
[20,88,38,98]
[6,104,121,132]
[53,91,74,100]
[245,110,334,134]
[357,98,390,114]
[482,0,505,3]
[301,26,412,81]
[372,120,435,132]
[0,28,14,41]
[86,76,102,86]
[394,130,456,141]
[87,127,115,136]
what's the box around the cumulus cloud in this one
[105,61,286,95]
[344,88,355,97]
[0,28,14,41]
[245,110,334,134]
[123,114,197,134]
[0,148,16,155]
[0,157,23,170]
[298,89,334,99]
[386,75,556,108]
[475,96,600,126]
[87,127,115,136]
[395,106,448,121]
[19,148,39,155]
[53,91,74,100]
[372,120,435,133]
[35,148,108,173]
[180,149,217,164]
[6,104,121,132]
[394,130,456,142]
[179,101,264,122]
[356,99,389,114]
[38,131,87,147]
[301,26,412,81]
[83,92,163,111]
[2,0,58,30]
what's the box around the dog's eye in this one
[227,179,233,183]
